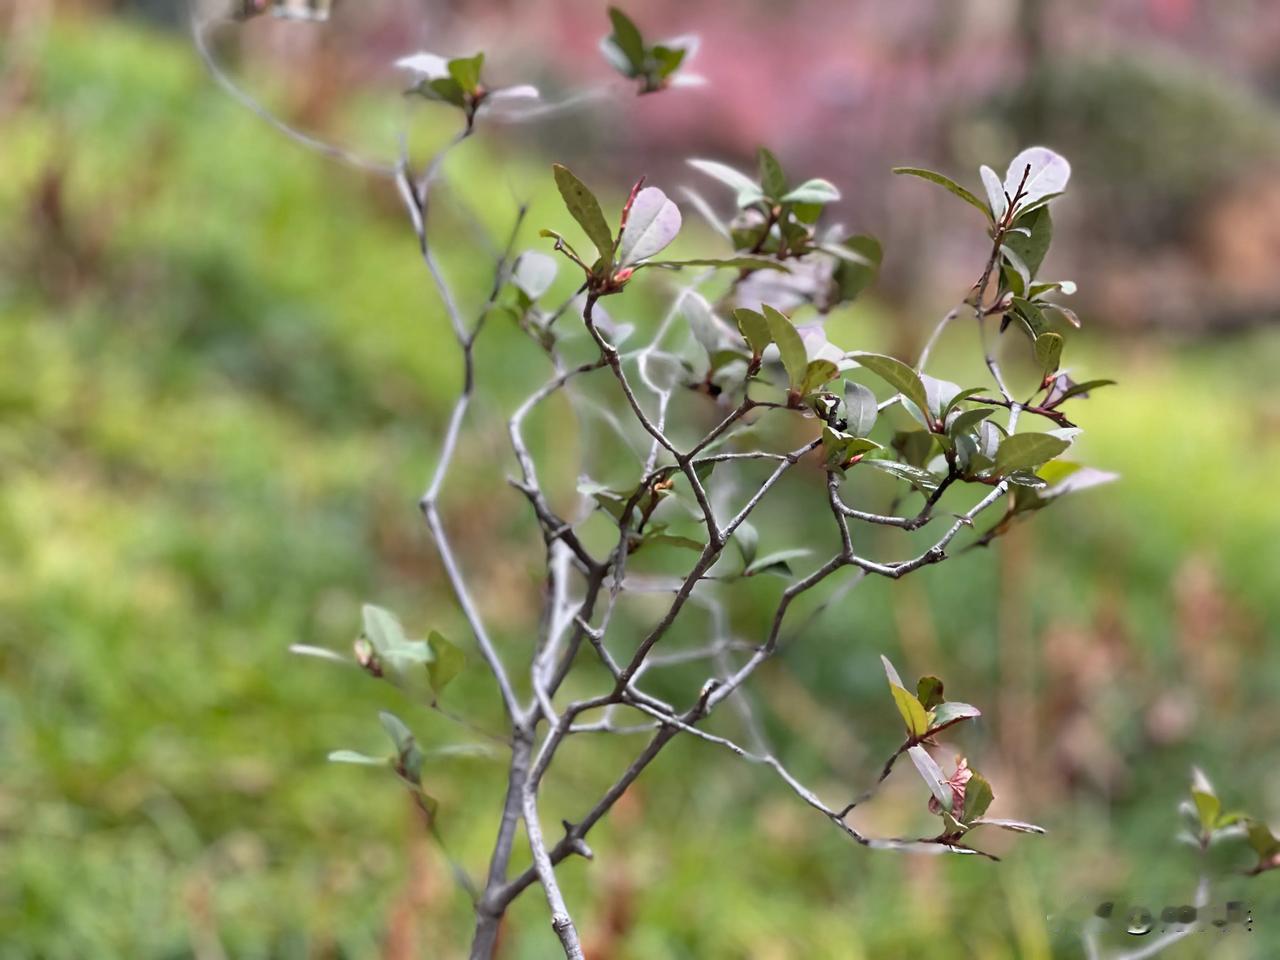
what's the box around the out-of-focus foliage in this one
[988,52,1280,245]
[3,14,1280,960]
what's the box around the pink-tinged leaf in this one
[1004,147,1070,206]
[618,187,682,265]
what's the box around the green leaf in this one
[782,178,841,205]
[916,676,945,711]
[942,386,988,418]
[908,745,954,811]
[864,458,941,492]
[645,529,706,552]
[850,353,931,423]
[362,604,407,656]
[1191,767,1220,834]
[757,147,787,199]
[800,359,839,396]
[843,381,878,436]
[1052,378,1116,404]
[744,548,811,578]
[687,158,765,207]
[1003,206,1052,278]
[921,375,962,420]
[640,256,786,272]
[832,234,882,305]
[447,53,484,95]
[426,631,465,697]
[735,519,759,568]
[892,167,993,220]
[994,433,1071,474]
[1247,820,1280,858]
[606,6,646,71]
[733,308,772,357]
[650,44,687,80]
[763,305,807,392]
[823,428,881,468]
[963,771,995,823]
[379,711,415,754]
[1009,296,1050,339]
[1043,303,1082,329]
[948,407,996,437]
[930,701,981,729]
[552,164,615,263]
[1034,333,1063,377]
[890,685,930,738]
[969,817,1046,835]
[423,77,467,108]
[327,750,387,766]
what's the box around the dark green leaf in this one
[1003,206,1052,278]
[939,387,987,419]
[916,676,945,711]
[757,147,787,199]
[994,433,1071,474]
[552,164,615,263]
[831,234,882,305]
[963,771,995,823]
[864,458,941,492]
[650,44,687,80]
[1009,296,1050,339]
[948,407,996,437]
[892,167,993,220]
[1034,332,1063,377]
[1052,378,1116,404]
[425,77,467,108]
[823,428,881,468]
[744,548,811,578]
[851,353,931,422]
[763,305,807,392]
[640,256,786,272]
[643,532,705,552]
[733,307,772,357]
[843,381,878,436]
[606,6,646,70]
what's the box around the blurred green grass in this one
[2,16,1279,959]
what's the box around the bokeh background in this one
[4,0,1280,957]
